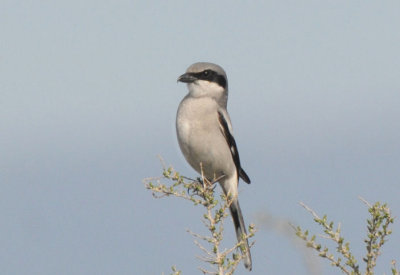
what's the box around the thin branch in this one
[144,165,254,274]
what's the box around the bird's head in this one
[178,62,228,103]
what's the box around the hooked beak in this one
[177,73,197,83]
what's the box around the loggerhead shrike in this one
[176,62,252,270]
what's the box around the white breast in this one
[176,96,235,180]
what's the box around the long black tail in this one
[230,199,252,270]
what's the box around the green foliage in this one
[170,266,182,275]
[144,166,255,275]
[146,164,398,275]
[295,198,398,275]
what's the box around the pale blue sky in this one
[1,1,399,274]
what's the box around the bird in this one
[176,62,252,270]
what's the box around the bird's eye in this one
[203,70,210,76]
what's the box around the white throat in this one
[187,80,226,99]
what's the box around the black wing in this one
[217,110,251,184]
